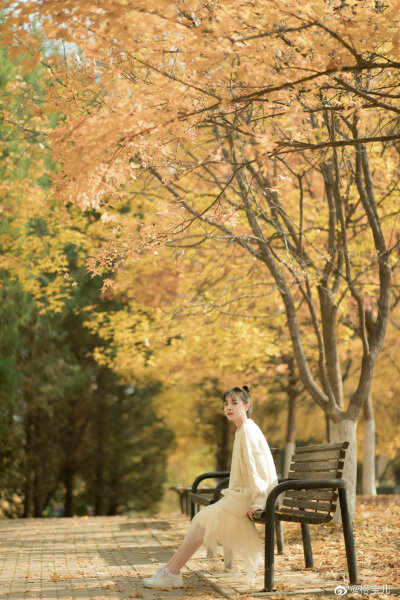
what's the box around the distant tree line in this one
[0,268,173,518]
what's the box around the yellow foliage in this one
[2,0,400,479]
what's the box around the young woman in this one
[142,385,278,588]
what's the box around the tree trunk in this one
[283,362,297,477]
[107,468,120,515]
[23,415,35,518]
[362,393,376,495]
[95,390,106,516]
[33,463,45,517]
[284,439,295,478]
[23,468,34,518]
[64,460,75,517]
[216,413,230,471]
[329,418,358,523]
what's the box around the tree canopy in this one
[2,0,400,515]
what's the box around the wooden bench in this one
[252,441,359,591]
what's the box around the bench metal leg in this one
[263,499,276,591]
[301,523,313,568]
[338,487,359,584]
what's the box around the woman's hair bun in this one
[242,385,250,392]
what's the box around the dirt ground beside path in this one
[264,495,400,588]
[0,495,398,600]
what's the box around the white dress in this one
[184,419,278,581]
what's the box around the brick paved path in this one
[1,513,399,600]
[0,513,223,600]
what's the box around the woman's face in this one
[223,393,250,427]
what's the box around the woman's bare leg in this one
[166,524,205,574]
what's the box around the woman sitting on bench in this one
[142,385,278,588]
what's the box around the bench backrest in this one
[281,441,349,523]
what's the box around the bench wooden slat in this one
[278,506,332,518]
[284,489,338,502]
[290,460,344,471]
[170,485,214,494]
[275,508,332,524]
[282,498,333,512]
[253,507,333,524]
[288,470,343,479]
[189,492,214,506]
[294,442,349,453]
[292,449,344,462]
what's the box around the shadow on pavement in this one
[99,545,172,566]
[120,520,172,531]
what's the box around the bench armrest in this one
[213,476,230,502]
[191,471,231,493]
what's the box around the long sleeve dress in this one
[183,419,278,581]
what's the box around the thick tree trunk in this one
[318,285,343,407]
[329,418,358,523]
[362,393,376,495]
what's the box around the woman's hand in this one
[247,505,261,521]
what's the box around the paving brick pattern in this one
[0,514,222,600]
[0,514,399,600]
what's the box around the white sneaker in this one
[142,565,183,589]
